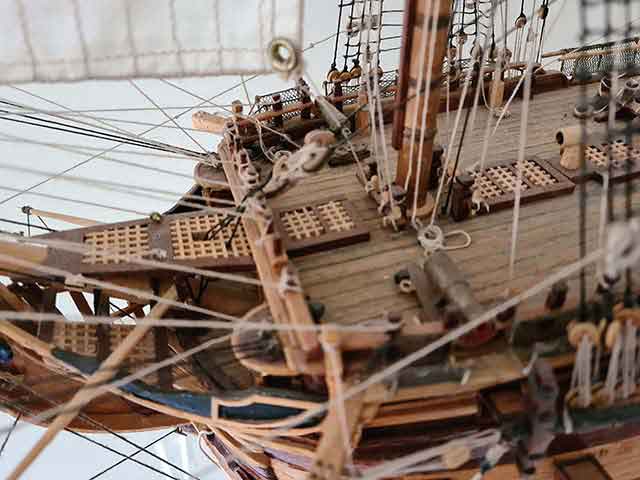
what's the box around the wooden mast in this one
[394,0,450,215]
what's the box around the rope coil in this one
[417,224,472,256]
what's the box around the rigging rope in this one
[0,310,399,335]
[411,0,442,226]
[0,394,189,480]
[0,412,21,458]
[261,247,610,438]
[129,80,209,154]
[507,0,540,284]
[1,334,232,443]
[404,0,435,194]
[0,99,205,159]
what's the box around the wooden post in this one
[394,0,450,215]
[272,94,284,128]
[93,289,110,362]
[218,145,321,374]
[299,79,312,119]
[231,100,245,137]
[333,80,344,112]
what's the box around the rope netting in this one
[560,37,640,79]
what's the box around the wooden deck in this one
[271,82,640,327]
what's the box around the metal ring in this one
[268,37,298,73]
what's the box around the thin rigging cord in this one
[0,217,54,232]
[0,310,397,334]
[8,334,236,438]
[8,84,159,140]
[0,132,236,193]
[491,12,640,138]
[0,132,204,160]
[0,412,21,457]
[0,250,262,319]
[160,78,301,151]
[0,99,204,159]
[412,0,442,226]
[0,105,252,115]
[0,72,254,207]
[129,80,210,154]
[0,162,250,219]
[362,0,391,209]
[0,110,204,159]
[578,0,588,320]
[0,338,272,418]
[9,232,270,289]
[508,0,540,284]
[442,2,498,215]
[239,75,254,114]
[0,395,187,480]
[0,111,204,133]
[403,0,434,193]
[332,1,346,68]
[259,247,609,437]
[372,0,395,214]
[429,66,474,227]
[87,429,179,480]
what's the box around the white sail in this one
[0,0,303,84]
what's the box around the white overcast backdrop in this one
[0,1,638,479]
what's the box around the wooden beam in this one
[0,239,48,274]
[394,0,450,211]
[214,140,320,373]
[24,207,101,227]
[7,286,177,480]
[0,283,34,312]
[69,291,93,316]
[310,331,366,480]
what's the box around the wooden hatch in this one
[466,157,575,212]
[38,198,370,275]
[273,197,370,256]
[40,210,255,275]
[550,139,640,184]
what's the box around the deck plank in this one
[268,82,640,326]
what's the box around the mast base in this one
[407,194,435,220]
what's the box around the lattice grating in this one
[52,323,158,373]
[488,165,528,193]
[110,326,156,365]
[53,323,98,355]
[317,201,356,232]
[170,214,252,261]
[522,160,558,186]
[470,171,503,199]
[586,141,640,169]
[83,224,151,265]
[280,207,325,240]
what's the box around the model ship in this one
[0,0,639,479]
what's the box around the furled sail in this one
[0,0,303,84]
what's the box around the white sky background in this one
[0,1,638,479]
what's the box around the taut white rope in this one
[507,0,540,283]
